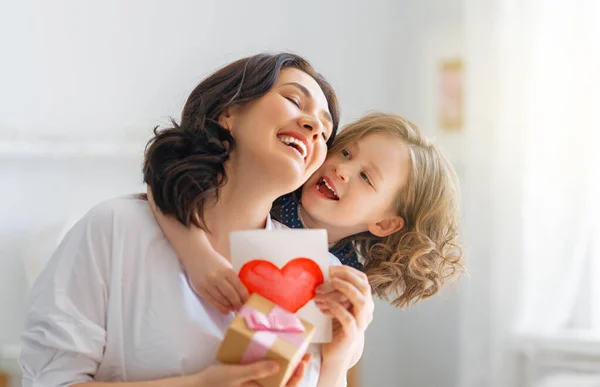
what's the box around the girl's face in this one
[301,132,412,236]
[222,68,334,194]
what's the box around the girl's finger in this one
[226,271,250,303]
[204,285,233,313]
[217,279,244,309]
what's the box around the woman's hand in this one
[194,354,311,387]
[317,265,374,372]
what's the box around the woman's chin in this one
[263,157,307,191]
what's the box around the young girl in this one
[150,112,463,316]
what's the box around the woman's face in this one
[222,68,334,193]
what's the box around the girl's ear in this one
[367,216,405,237]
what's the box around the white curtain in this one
[461,1,600,386]
[514,0,600,334]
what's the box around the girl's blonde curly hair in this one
[331,112,464,308]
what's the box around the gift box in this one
[216,293,315,387]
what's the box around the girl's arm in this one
[146,187,248,313]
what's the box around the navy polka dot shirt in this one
[274,194,364,271]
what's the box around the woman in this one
[20,53,373,387]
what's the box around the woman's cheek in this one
[313,143,328,167]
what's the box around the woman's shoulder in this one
[69,195,158,246]
[83,194,152,226]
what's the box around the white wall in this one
[360,2,465,387]
[0,1,466,386]
[0,0,406,141]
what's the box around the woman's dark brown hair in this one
[143,53,339,230]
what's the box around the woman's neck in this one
[201,161,277,256]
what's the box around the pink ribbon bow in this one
[239,305,307,364]
[242,306,305,333]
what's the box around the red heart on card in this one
[238,258,324,313]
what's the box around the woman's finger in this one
[341,298,352,310]
[327,300,358,337]
[286,354,311,386]
[330,266,371,296]
[315,302,331,314]
[331,278,367,311]
[316,293,352,314]
[315,282,336,295]
[232,360,280,383]
[314,290,348,305]
[331,278,374,329]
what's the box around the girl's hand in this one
[188,249,249,314]
[146,186,248,314]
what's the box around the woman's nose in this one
[298,114,324,142]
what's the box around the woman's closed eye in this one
[287,95,330,141]
[285,96,301,108]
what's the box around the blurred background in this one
[1,1,599,386]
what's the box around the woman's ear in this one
[367,216,405,237]
[218,106,235,131]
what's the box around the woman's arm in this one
[316,360,348,387]
[20,204,199,387]
[315,265,374,387]
[20,205,113,387]
[19,202,284,387]
[74,357,310,387]
[316,332,364,387]
[72,376,199,387]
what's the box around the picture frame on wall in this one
[438,59,464,131]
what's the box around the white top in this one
[20,195,342,387]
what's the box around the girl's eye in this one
[361,172,373,186]
[341,149,351,159]
[286,96,300,108]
